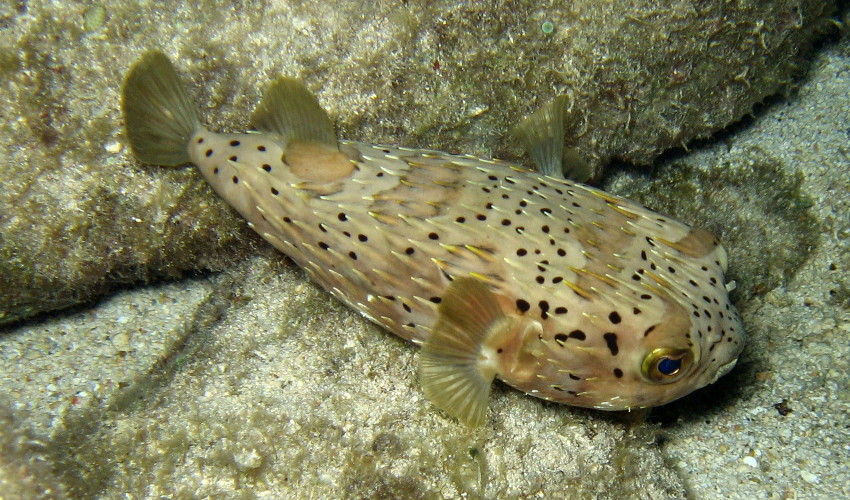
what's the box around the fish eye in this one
[642,348,693,383]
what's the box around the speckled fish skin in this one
[122,51,745,424]
[188,133,743,406]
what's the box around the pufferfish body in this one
[122,51,744,426]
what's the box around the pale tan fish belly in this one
[122,50,745,426]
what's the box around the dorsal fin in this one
[252,78,357,182]
[512,95,592,182]
[419,277,520,426]
[251,77,338,148]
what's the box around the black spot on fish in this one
[270,187,279,195]
[405,247,415,255]
[542,225,550,233]
[641,294,652,300]
[502,219,511,226]
[229,155,238,162]
[644,325,656,337]
[358,234,368,242]
[516,299,530,313]
[338,212,348,222]
[213,167,219,174]
[283,217,292,224]
[568,330,585,341]
[232,176,239,184]
[402,302,412,313]
[348,251,357,260]
[552,276,563,284]
[262,164,272,172]
[633,307,641,315]
[197,137,204,144]
[554,333,568,343]
[554,307,567,315]
[603,333,619,356]
[613,368,623,378]
[428,232,439,240]
[557,248,566,257]
[456,216,466,223]
[430,297,442,304]
[318,242,329,250]
[536,276,545,284]
[205,149,213,157]
[609,311,621,324]
[516,248,527,256]
[230,140,240,147]
[476,214,487,221]
[318,223,327,233]
[568,374,580,381]
[257,145,266,152]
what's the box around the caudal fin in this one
[122,50,200,166]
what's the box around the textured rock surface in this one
[1,1,848,498]
[0,0,837,325]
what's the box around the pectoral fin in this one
[419,277,520,427]
[512,95,593,182]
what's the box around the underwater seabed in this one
[1,1,849,499]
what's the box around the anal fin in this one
[419,277,521,427]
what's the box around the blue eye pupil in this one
[657,357,681,375]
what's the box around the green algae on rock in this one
[607,147,821,300]
[0,0,836,326]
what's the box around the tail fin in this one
[121,51,200,166]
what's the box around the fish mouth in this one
[710,358,738,383]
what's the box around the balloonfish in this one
[122,51,744,426]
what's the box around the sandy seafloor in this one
[1,6,849,500]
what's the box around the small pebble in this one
[800,470,820,484]
[84,5,107,32]
[742,456,758,468]
[105,141,123,154]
